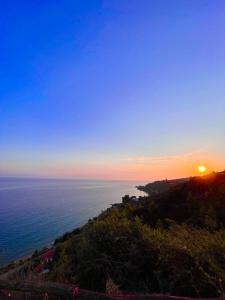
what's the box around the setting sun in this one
[198,165,207,174]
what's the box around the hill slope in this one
[48,171,225,297]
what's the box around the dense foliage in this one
[49,171,225,297]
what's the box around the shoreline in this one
[0,184,145,275]
[0,210,113,275]
[0,179,143,270]
[0,215,95,270]
[0,241,53,269]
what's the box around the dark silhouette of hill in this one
[136,171,225,228]
[137,177,188,195]
[48,171,225,297]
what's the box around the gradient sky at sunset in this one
[1,1,225,180]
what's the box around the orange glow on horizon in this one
[2,150,224,181]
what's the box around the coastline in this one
[0,178,143,269]
[0,180,146,277]
[0,200,129,277]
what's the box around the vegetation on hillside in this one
[48,171,225,297]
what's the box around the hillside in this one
[137,177,188,195]
[48,171,225,297]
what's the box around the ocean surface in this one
[0,178,146,266]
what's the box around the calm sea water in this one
[0,178,145,266]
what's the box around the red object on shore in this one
[41,249,55,262]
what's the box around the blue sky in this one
[1,1,225,179]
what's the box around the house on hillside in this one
[34,248,55,274]
[41,249,55,263]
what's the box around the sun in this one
[198,165,207,174]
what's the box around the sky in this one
[1,0,225,181]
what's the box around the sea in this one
[0,177,146,267]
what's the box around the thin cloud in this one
[125,149,207,165]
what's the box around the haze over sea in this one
[0,177,145,266]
